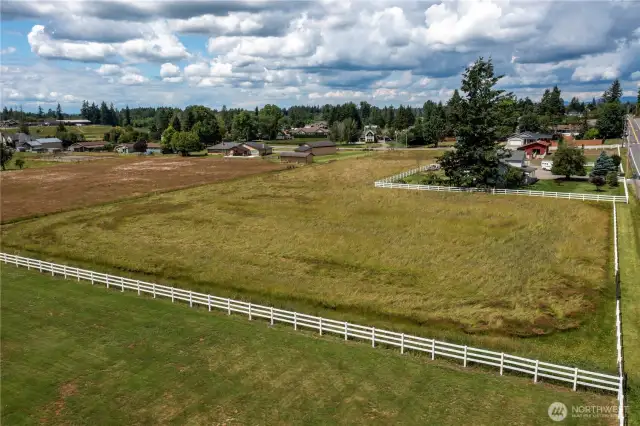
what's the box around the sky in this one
[1,0,639,113]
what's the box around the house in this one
[229,144,261,157]
[275,131,293,140]
[68,141,108,152]
[146,142,163,154]
[114,143,135,154]
[279,151,314,164]
[290,124,329,137]
[499,150,537,184]
[31,138,63,153]
[506,132,553,149]
[207,142,239,155]
[245,142,272,156]
[550,139,604,149]
[360,125,378,143]
[517,141,551,159]
[295,140,337,156]
[54,119,92,126]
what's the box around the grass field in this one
[0,151,617,370]
[0,156,284,222]
[2,152,62,171]
[528,178,624,196]
[312,151,373,163]
[4,125,148,141]
[617,187,640,424]
[0,266,616,425]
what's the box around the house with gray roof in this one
[506,132,553,149]
[207,142,239,155]
[29,137,63,153]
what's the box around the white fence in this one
[1,252,623,396]
[613,203,626,426]
[374,165,629,203]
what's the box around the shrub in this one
[606,171,618,187]
[15,158,25,169]
[588,175,606,191]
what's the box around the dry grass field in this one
[1,151,616,369]
[0,156,285,222]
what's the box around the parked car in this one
[541,160,553,171]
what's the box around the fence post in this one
[431,340,435,360]
[534,360,539,383]
[90,271,94,285]
[121,277,124,292]
[294,312,297,330]
[152,284,156,298]
[319,317,323,335]
[27,259,30,270]
[137,280,141,295]
[63,265,67,278]
[106,275,109,288]
[401,333,405,354]
[52,263,55,276]
[463,346,468,367]
[372,328,375,348]
[573,368,579,391]
[249,303,252,320]
[227,299,231,315]
[39,260,42,272]
[189,292,192,307]
[208,295,211,312]
[171,288,174,303]
[270,307,274,326]
[344,323,348,340]
[76,268,80,281]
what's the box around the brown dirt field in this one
[0,156,285,222]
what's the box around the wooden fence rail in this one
[1,252,622,397]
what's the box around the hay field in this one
[0,156,285,222]
[1,151,615,368]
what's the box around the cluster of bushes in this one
[588,151,621,190]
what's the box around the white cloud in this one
[160,62,180,78]
[97,64,123,76]
[27,23,189,63]
[120,72,149,85]
[0,47,17,55]
[28,24,118,62]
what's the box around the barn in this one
[279,151,314,164]
[295,141,337,156]
[517,141,551,159]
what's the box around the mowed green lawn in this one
[0,151,616,370]
[528,178,624,196]
[5,125,146,141]
[0,266,615,425]
[617,191,640,425]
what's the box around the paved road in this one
[626,116,640,198]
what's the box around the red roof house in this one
[517,140,551,158]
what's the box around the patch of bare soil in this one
[1,156,285,222]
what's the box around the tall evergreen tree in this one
[56,103,63,120]
[124,105,131,126]
[438,58,508,187]
[603,79,622,103]
[37,105,44,119]
[100,102,109,125]
[169,112,182,131]
[109,103,118,126]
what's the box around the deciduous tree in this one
[550,145,586,179]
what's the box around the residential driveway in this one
[534,168,589,181]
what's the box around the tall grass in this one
[0,151,616,369]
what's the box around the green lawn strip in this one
[528,179,624,196]
[0,266,615,426]
[313,151,373,163]
[2,152,63,171]
[617,190,640,425]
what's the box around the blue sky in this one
[1,0,639,113]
